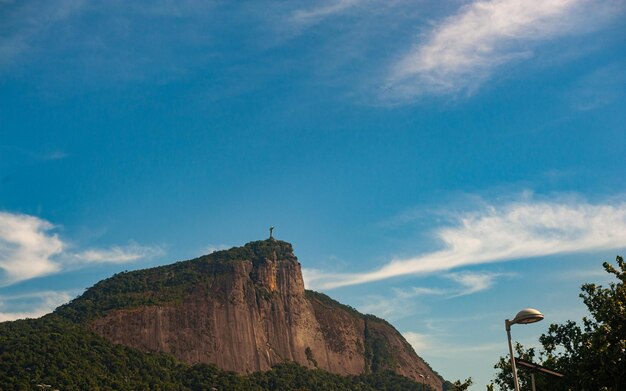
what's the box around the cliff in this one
[56,239,443,391]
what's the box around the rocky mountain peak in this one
[54,239,443,391]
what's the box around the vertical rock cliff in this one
[61,239,442,391]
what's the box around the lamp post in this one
[505,308,544,391]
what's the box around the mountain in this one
[1,239,444,390]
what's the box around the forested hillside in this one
[0,314,431,390]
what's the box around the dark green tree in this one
[450,377,473,391]
[540,256,626,390]
[493,256,626,390]
[493,343,552,390]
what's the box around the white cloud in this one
[0,212,64,283]
[357,272,506,320]
[302,268,330,288]
[393,286,448,299]
[204,244,229,254]
[0,290,73,322]
[385,0,625,99]
[0,211,163,285]
[446,271,511,296]
[358,295,405,319]
[304,197,626,289]
[427,340,503,357]
[290,0,362,26]
[403,331,431,352]
[403,330,502,357]
[72,243,163,264]
[356,290,432,320]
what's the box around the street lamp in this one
[418,374,430,391]
[505,308,544,391]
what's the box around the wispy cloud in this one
[72,243,163,264]
[568,63,626,111]
[421,312,503,332]
[0,290,73,322]
[358,272,508,320]
[358,288,442,320]
[446,271,512,297]
[384,0,625,100]
[403,331,431,352]
[0,145,68,161]
[393,286,448,299]
[0,0,84,68]
[0,211,162,286]
[204,244,229,254]
[557,266,615,282]
[0,1,218,84]
[290,0,362,26]
[403,330,503,357]
[358,294,409,320]
[40,150,69,160]
[304,196,626,289]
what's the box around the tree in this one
[449,378,473,391]
[493,343,552,391]
[540,256,626,390]
[493,256,626,390]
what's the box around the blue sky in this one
[1,0,626,388]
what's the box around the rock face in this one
[85,240,442,391]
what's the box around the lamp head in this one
[512,308,544,325]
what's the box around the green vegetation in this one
[304,290,362,318]
[364,317,396,373]
[0,314,430,390]
[0,314,183,390]
[308,291,405,372]
[449,378,473,391]
[441,378,473,391]
[493,256,626,390]
[304,347,318,368]
[56,240,294,323]
[0,239,447,390]
[306,290,444,384]
[493,343,546,390]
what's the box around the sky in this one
[1,0,626,388]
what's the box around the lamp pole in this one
[504,308,544,391]
[505,319,521,391]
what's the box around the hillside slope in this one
[15,239,443,390]
[0,313,435,390]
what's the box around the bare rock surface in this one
[87,240,443,391]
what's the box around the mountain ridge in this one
[3,239,445,390]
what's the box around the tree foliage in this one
[493,343,551,390]
[442,378,473,391]
[0,239,447,389]
[0,312,434,390]
[56,240,295,323]
[493,256,626,390]
[442,377,472,391]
